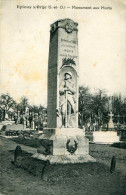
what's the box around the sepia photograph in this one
[0,0,126,194]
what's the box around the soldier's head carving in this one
[64,72,72,80]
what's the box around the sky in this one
[0,0,126,106]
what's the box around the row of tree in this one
[0,87,126,125]
[0,94,45,121]
[79,86,126,126]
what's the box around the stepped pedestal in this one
[32,128,96,164]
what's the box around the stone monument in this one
[108,111,114,130]
[108,97,115,130]
[32,19,95,163]
[85,97,119,143]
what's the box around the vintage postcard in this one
[0,0,126,194]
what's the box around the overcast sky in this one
[0,0,126,106]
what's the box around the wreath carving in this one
[66,139,78,155]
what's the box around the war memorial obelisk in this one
[33,19,95,163]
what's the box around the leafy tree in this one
[79,86,92,126]
[79,87,109,127]
[112,94,126,124]
[91,89,109,125]
[0,93,16,120]
[39,105,45,112]
[18,96,29,114]
[31,105,39,113]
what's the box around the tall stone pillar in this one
[47,19,78,128]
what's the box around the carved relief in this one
[66,139,78,155]
[60,58,76,70]
[59,66,77,128]
[65,22,74,33]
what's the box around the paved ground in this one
[0,136,126,195]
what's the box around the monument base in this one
[32,128,96,164]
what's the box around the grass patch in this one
[11,137,39,148]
